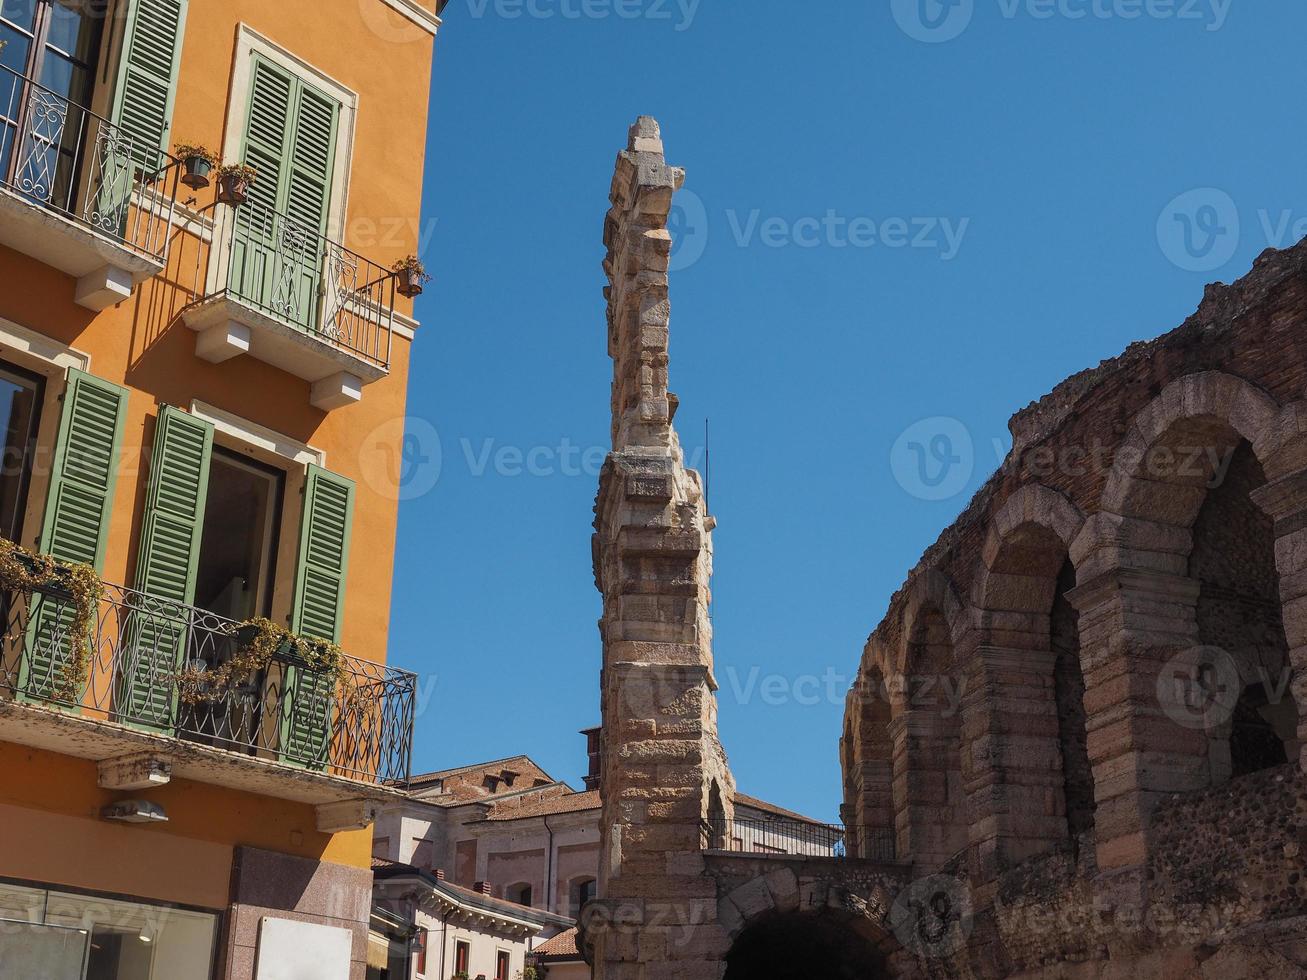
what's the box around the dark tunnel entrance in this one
[723,910,890,980]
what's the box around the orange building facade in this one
[0,0,441,976]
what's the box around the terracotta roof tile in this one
[733,793,829,825]
[535,928,581,960]
[485,790,602,821]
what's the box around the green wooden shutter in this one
[232,56,339,331]
[283,84,338,239]
[19,370,128,702]
[118,406,212,729]
[281,464,353,768]
[112,0,189,173]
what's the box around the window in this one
[504,883,532,907]
[0,0,104,178]
[454,940,469,976]
[413,928,428,976]
[0,360,42,543]
[193,448,283,621]
[495,950,510,980]
[0,880,217,979]
[568,878,596,918]
[229,54,341,332]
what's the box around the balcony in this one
[182,200,398,410]
[0,64,180,310]
[703,816,877,860]
[0,571,415,815]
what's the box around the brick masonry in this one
[843,241,1307,975]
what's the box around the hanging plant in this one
[0,538,102,702]
[176,616,344,705]
[174,143,218,189]
[215,163,258,207]
[391,255,432,298]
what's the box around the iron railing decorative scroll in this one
[0,575,415,785]
[190,199,397,372]
[0,63,180,261]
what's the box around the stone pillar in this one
[1067,565,1207,871]
[961,645,1068,879]
[845,679,896,861]
[586,117,735,980]
[891,702,967,873]
[1251,466,1307,769]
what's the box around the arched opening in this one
[503,882,533,907]
[1188,439,1298,779]
[894,605,967,869]
[979,515,1095,859]
[1051,557,1095,840]
[723,911,890,980]
[567,876,596,919]
[853,666,895,861]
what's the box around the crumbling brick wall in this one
[844,240,1307,975]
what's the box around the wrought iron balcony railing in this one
[189,199,397,372]
[0,63,180,261]
[704,816,859,859]
[0,574,415,785]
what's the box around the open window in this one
[193,448,283,622]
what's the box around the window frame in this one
[454,938,470,976]
[195,444,285,622]
[0,358,45,544]
[219,24,357,245]
[494,948,510,980]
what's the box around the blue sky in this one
[385,0,1305,818]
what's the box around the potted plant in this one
[215,163,257,207]
[178,618,343,705]
[0,538,103,699]
[175,143,217,189]
[392,255,431,298]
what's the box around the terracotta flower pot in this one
[181,155,213,190]
[216,174,251,207]
[396,267,426,298]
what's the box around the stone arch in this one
[893,573,969,871]
[970,485,1094,872]
[898,569,967,675]
[1100,371,1279,523]
[716,869,899,980]
[1071,372,1300,869]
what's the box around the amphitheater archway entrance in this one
[723,910,890,980]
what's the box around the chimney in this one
[434,869,446,881]
[581,726,602,793]
[474,881,493,895]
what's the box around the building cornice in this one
[379,0,442,35]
